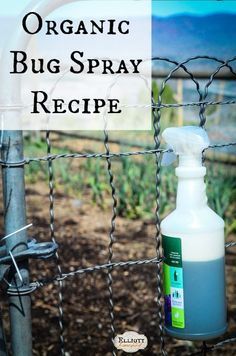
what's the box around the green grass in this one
[23,136,236,236]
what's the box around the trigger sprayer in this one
[161,126,227,340]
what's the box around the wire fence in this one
[1,56,236,355]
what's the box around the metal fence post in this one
[1,128,32,356]
[0,3,77,355]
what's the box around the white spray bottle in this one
[161,126,227,340]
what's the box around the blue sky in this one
[152,1,236,16]
[1,0,236,17]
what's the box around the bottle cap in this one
[162,126,210,167]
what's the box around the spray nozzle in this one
[162,126,210,168]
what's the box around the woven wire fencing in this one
[1,56,236,355]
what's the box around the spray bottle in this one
[161,126,227,340]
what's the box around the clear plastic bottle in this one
[161,126,227,340]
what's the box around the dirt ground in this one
[0,178,234,356]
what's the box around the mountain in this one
[152,13,236,61]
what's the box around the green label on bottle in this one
[163,235,185,329]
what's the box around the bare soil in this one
[0,179,234,356]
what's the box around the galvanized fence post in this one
[1,129,32,356]
[0,2,77,355]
